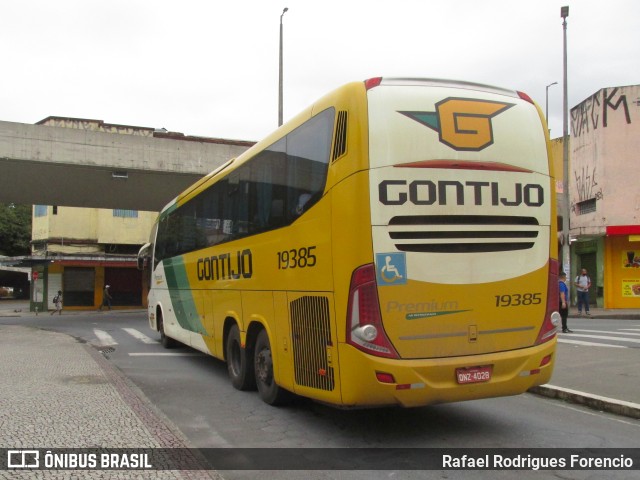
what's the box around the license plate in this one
[456,365,492,384]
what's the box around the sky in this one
[2,0,638,142]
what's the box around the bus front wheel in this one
[254,329,291,406]
[158,311,177,349]
[226,324,255,391]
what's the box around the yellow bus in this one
[139,77,560,407]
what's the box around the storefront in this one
[604,226,640,308]
[30,256,147,312]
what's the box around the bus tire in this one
[158,311,177,349]
[226,324,255,391]
[254,329,291,406]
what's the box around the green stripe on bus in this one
[163,257,206,335]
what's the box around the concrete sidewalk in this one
[0,323,221,478]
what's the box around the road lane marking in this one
[551,402,640,428]
[93,329,117,346]
[123,327,159,344]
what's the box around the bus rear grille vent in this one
[290,296,334,391]
[388,215,540,253]
[332,111,348,161]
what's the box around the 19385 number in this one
[277,246,317,269]
[495,293,542,307]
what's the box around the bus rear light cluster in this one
[517,91,535,104]
[535,258,560,345]
[364,77,383,90]
[347,264,399,359]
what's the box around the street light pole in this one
[545,81,558,125]
[278,7,289,127]
[561,6,570,277]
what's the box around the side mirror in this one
[137,243,151,271]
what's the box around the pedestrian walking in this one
[50,290,63,316]
[99,285,113,311]
[574,268,592,316]
[559,273,572,333]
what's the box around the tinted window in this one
[156,108,334,261]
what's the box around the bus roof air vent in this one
[332,111,348,162]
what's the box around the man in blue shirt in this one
[559,272,572,333]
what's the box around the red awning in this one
[606,225,640,235]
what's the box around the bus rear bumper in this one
[337,340,556,408]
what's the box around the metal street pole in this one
[561,6,570,277]
[545,81,558,125]
[278,7,288,127]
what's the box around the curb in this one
[529,384,640,420]
[86,343,223,478]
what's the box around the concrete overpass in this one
[0,119,254,212]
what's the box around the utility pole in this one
[561,6,570,277]
[278,7,288,127]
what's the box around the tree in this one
[0,203,32,256]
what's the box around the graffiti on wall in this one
[574,165,603,203]
[571,87,632,138]
[571,164,604,215]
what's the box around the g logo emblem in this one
[400,98,514,151]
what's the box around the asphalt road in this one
[2,311,639,480]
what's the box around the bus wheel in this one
[254,329,291,405]
[158,312,177,349]
[226,324,255,391]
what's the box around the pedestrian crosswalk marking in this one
[564,333,640,344]
[128,352,204,357]
[558,339,626,348]
[91,327,204,355]
[123,327,158,344]
[93,329,117,346]
[571,329,640,337]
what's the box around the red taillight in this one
[346,264,399,359]
[375,372,396,384]
[539,354,553,367]
[535,259,561,344]
[364,77,383,90]
[517,91,535,104]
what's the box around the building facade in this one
[31,205,156,311]
[568,84,640,308]
[29,117,253,312]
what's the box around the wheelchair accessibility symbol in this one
[376,252,407,286]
